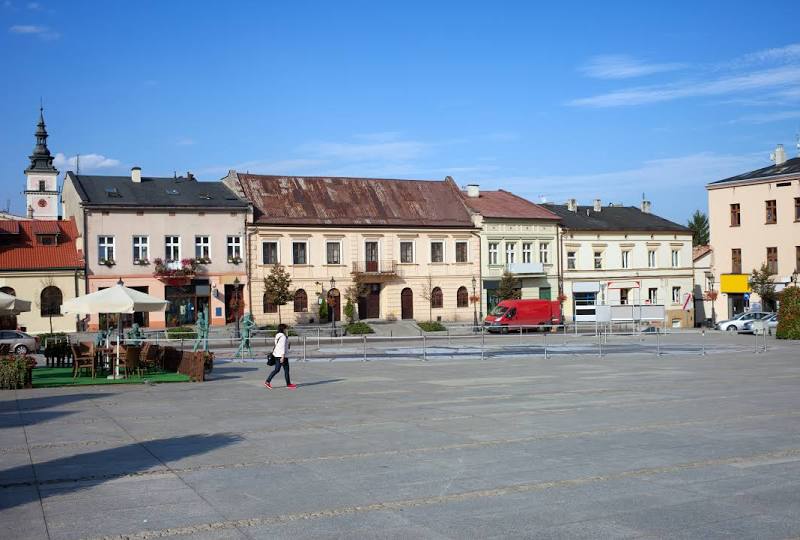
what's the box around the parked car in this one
[716,312,773,333]
[484,299,561,333]
[0,330,39,355]
[742,314,779,335]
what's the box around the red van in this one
[484,299,561,332]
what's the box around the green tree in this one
[687,210,709,246]
[318,298,329,322]
[776,286,800,339]
[497,270,521,301]
[749,263,777,311]
[262,263,293,324]
[419,275,438,321]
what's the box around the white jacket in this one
[273,332,288,358]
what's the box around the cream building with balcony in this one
[62,169,250,329]
[459,186,561,315]
[706,145,800,320]
[544,200,694,327]
[224,172,480,325]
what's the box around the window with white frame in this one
[430,241,444,263]
[227,236,242,261]
[262,241,278,264]
[195,236,210,259]
[326,241,341,265]
[455,241,468,263]
[593,250,603,269]
[522,242,532,264]
[98,236,115,263]
[505,242,516,264]
[165,236,180,261]
[539,242,549,264]
[567,250,576,270]
[132,236,149,262]
[400,241,414,263]
[488,242,499,265]
[672,286,681,304]
[648,287,658,304]
[647,249,657,268]
[292,241,308,265]
[671,249,679,267]
[621,250,630,269]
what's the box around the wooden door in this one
[401,288,413,320]
[365,241,378,272]
[366,285,380,319]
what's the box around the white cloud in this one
[569,65,800,108]
[727,43,800,68]
[303,139,429,162]
[730,110,800,125]
[54,153,120,172]
[580,54,687,79]
[9,24,59,39]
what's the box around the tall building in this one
[23,108,60,220]
[706,145,800,319]
[544,200,694,327]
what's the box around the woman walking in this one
[264,324,296,389]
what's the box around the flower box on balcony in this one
[99,259,116,267]
[133,259,150,266]
[196,257,212,265]
[228,256,243,264]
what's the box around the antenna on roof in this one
[796,131,800,157]
[76,154,80,175]
[173,171,177,179]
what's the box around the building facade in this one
[62,169,250,329]
[224,172,481,325]
[707,146,800,320]
[544,200,694,327]
[692,245,714,326]
[460,185,561,315]
[0,219,84,334]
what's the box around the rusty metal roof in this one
[234,173,475,228]
[461,190,560,220]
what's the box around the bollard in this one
[422,334,427,361]
[363,335,367,362]
[543,331,548,359]
[448,328,451,346]
[754,331,759,354]
[303,336,307,362]
[763,329,768,353]
[656,329,661,356]
[598,331,603,357]
[701,329,706,356]
[481,326,485,361]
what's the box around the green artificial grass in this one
[32,367,190,388]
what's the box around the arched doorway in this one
[327,288,341,322]
[401,288,414,320]
[0,287,17,330]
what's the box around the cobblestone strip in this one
[86,447,800,540]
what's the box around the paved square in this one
[2,334,800,539]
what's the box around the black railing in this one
[351,260,399,276]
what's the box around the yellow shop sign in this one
[720,274,750,294]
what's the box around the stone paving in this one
[1,332,799,539]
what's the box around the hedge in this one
[776,286,800,340]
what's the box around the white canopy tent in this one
[0,290,31,316]
[61,281,168,378]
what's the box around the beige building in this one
[62,169,250,329]
[707,145,800,319]
[460,186,561,315]
[544,200,695,327]
[692,245,714,326]
[224,172,480,325]
[0,219,84,335]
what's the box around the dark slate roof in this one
[542,204,689,233]
[232,173,474,227]
[709,156,800,185]
[461,190,560,220]
[67,172,248,208]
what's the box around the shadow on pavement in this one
[297,378,345,388]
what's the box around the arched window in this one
[431,287,443,309]
[456,286,469,308]
[263,294,277,313]
[293,289,308,312]
[41,286,63,317]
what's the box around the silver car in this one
[743,314,779,335]
[0,330,39,355]
[716,312,773,333]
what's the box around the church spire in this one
[25,106,58,173]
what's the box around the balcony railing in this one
[351,260,400,281]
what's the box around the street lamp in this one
[792,269,799,286]
[329,276,337,335]
[471,275,479,331]
[708,273,716,327]
[232,277,241,338]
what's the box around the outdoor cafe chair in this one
[70,343,95,379]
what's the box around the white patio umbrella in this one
[0,290,31,315]
[62,280,169,378]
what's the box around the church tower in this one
[24,107,59,219]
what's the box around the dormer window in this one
[105,187,122,198]
[37,234,57,246]
[197,193,213,200]
[166,188,180,195]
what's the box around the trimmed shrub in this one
[776,286,800,340]
[345,322,374,335]
[166,326,197,340]
[418,321,446,332]
[344,300,355,325]
[0,356,37,389]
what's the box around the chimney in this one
[186,171,196,181]
[770,144,787,166]
[566,198,577,212]
[466,184,480,198]
[593,199,602,212]
[641,200,652,214]
[131,167,142,183]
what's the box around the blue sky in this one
[2,1,800,223]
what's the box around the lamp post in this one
[792,269,799,286]
[472,275,479,330]
[329,276,337,335]
[232,277,241,338]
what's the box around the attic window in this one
[197,193,213,200]
[776,182,791,187]
[37,234,57,246]
[105,187,122,198]
[166,188,180,195]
